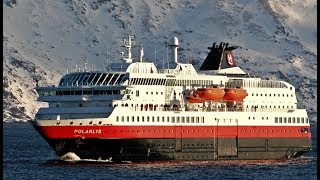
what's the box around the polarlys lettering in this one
[74,129,102,134]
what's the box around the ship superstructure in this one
[31,35,311,161]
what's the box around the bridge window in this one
[275,117,278,123]
[292,117,296,123]
[297,117,300,123]
[172,117,175,123]
[279,117,282,123]
[284,117,287,123]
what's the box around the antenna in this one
[84,57,88,72]
[162,56,165,69]
[140,44,144,62]
[166,35,169,69]
[106,34,109,65]
[155,37,157,64]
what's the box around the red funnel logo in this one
[226,52,234,66]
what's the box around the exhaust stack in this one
[170,37,179,64]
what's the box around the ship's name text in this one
[74,129,102,134]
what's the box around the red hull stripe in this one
[40,125,311,139]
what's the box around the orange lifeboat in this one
[186,95,204,103]
[186,90,204,103]
[197,87,225,101]
[223,87,248,101]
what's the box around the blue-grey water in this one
[3,122,317,180]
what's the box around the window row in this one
[128,78,216,87]
[251,93,293,97]
[38,90,122,96]
[248,117,269,120]
[128,78,167,85]
[60,73,126,86]
[247,105,294,109]
[275,117,309,124]
[116,116,205,123]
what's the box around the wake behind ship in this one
[30,35,311,161]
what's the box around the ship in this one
[30,35,312,162]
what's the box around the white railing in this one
[121,105,291,113]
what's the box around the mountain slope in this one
[3,0,317,123]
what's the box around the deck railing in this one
[124,105,290,113]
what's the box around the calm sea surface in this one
[3,122,317,180]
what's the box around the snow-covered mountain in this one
[3,0,317,123]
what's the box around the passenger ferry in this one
[30,35,311,161]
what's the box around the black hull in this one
[45,137,311,162]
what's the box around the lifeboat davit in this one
[223,87,248,101]
[197,87,225,101]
